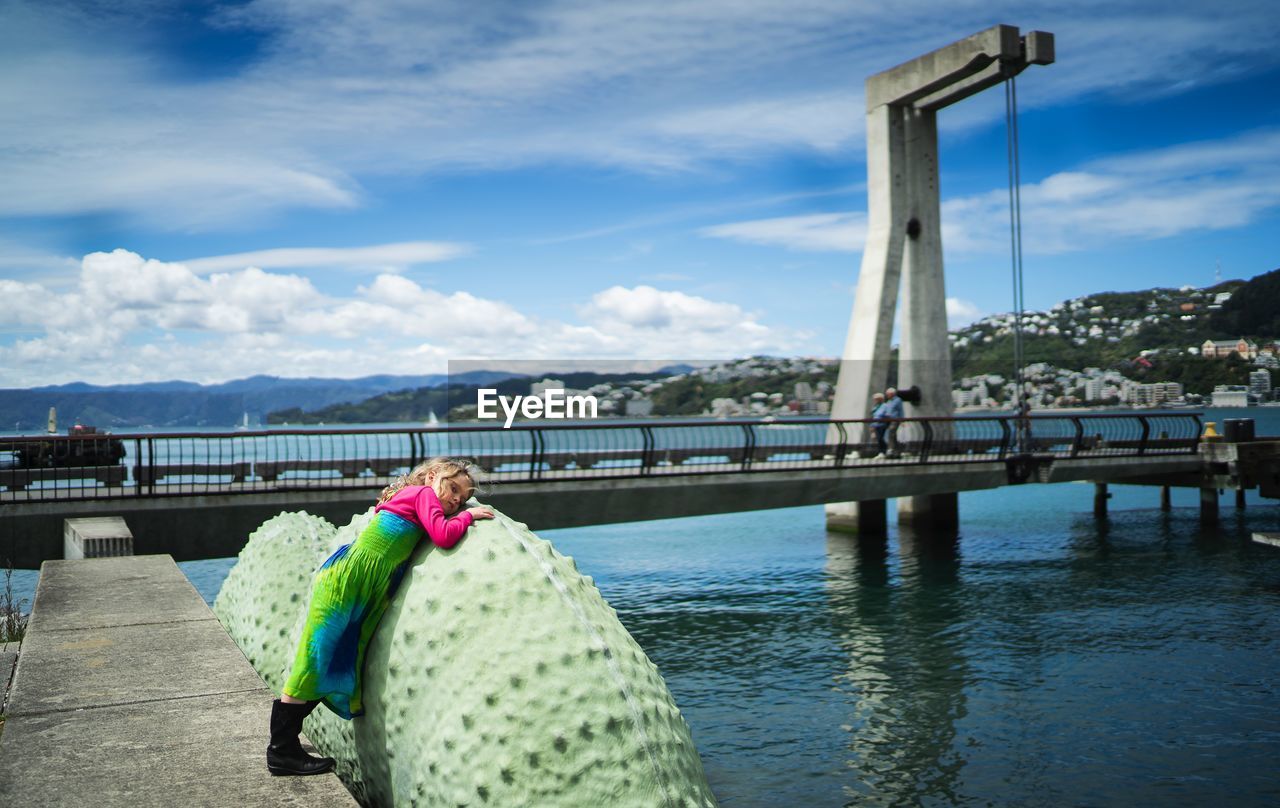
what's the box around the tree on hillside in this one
[1211,267,1280,337]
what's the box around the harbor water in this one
[6,407,1280,805]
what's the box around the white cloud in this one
[3,1,1279,226]
[182,241,470,274]
[700,212,867,252]
[942,127,1280,254]
[703,127,1280,257]
[580,285,752,330]
[945,297,983,329]
[0,251,809,386]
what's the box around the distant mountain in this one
[1,371,525,430]
[0,389,244,431]
[268,369,682,424]
[31,380,204,393]
[654,363,701,376]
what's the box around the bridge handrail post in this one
[529,428,544,481]
[1189,414,1202,454]
[132,437,143,496]
[1137,415,1150,457]
[739,424,755,472]
[834,421,849,467]
[919,419,933,463]
[998,418,1011,460]
[640,425,655,476]
[1070,416,1084,458]
[146,437,156,496]
[410,430,423,469]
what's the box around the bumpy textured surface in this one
[212,511,336,689]
[215,506,717,808]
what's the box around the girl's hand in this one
[467,505,495,520]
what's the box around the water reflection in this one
[825,526,969,806]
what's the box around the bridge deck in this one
[0,443,1202,503]
[0,555,357,807]
[0,452,1208,569]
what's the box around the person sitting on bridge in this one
[268,457,494,776]
[870,392,888,456]
[873,387,904,459]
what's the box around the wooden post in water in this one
[1160,485,1171,511]
[1235,489,1247,509]
[1093,483,1109,518]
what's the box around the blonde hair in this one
[377,456,486,505]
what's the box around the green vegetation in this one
[1126,352,1254,392]
[650,364,837,415]
[2,558,26,644]
[1212,268,1280,336]
[269,386,455,424]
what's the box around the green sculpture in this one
[214,507,717,807]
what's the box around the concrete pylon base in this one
[825,500,888,537]
[895,493,958,534]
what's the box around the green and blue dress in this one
[283,485,475,718]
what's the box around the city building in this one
[1200,338,1258,360]
[625,397,654,416]
[1131,382,1183,406]
[1211,385,1250,407]
[531,378,566,396]
[1249,369,1273,401]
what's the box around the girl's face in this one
[430,472,473,516]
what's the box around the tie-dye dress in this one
[283,485,474,718]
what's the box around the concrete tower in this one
[827,25,1054,534]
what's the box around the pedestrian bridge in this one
[0,412,1243,567]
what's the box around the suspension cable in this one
[1004,72,1027,447]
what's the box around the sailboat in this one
[426,410,440,427]
[235,412,250,431]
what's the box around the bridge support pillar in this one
[825,25,1054,523]
[1160,485,1171,511]
[1093,483,1110,518]
[1235,488,1247,509]
[825,500,887,537]
[896,493,958,533]
[1200,488,1219,520]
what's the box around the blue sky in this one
[2,0,1278,387]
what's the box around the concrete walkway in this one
[0,555,356,807]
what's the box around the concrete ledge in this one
[9,618,265,716]
[0,555,356,807]
[0,690,350,807]
[26,555,213,633]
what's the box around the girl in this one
[267,457,494,776]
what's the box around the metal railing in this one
[0,412,1204,502]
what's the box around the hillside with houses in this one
[947,269,1280,410]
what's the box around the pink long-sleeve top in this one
[374,484,474,549]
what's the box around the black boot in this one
[267,699,336,776]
